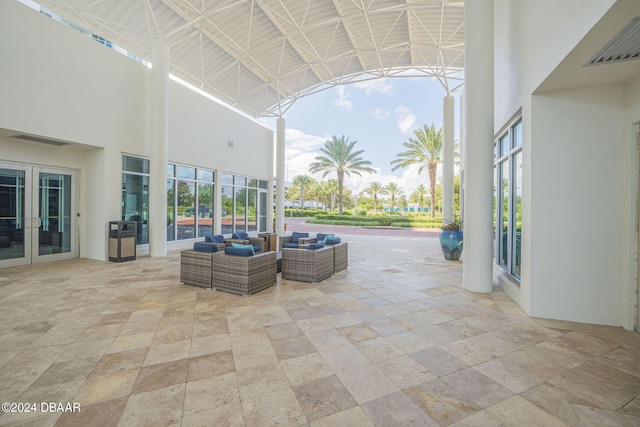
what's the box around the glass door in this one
[0,163,77,268]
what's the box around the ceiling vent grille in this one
[587,17,640,66]
[11,134,69,146]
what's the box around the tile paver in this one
[0,233,638,426]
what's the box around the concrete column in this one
[442,95,455,222]
[149,39,169,257]
[275,117,286,236]
[463,0,494,293]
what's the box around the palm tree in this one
[307,181,323,210]
[309,135,375,214]
[384,182,404,212]
[391,123,443,217]
[411,184,429,212]
[292,175,314,210]
[364,181,386,213]
[324,179,339,212]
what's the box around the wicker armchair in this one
[180,250,221,289]
[281,246,334,283]
[211,251,277,296]
[332,242,348,273]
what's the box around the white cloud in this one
[332,86,352,110]
[369,107,391,120]
[353,79,393,95]
[395,106,416,133]
[284,129,330,181]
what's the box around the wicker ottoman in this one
[281,246,334,283]
[211,251,277,296]
[331,242,348,273]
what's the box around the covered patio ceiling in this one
[35,0,465,118]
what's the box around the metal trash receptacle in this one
[109,221,137,262]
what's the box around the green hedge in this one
[307,214,443,229]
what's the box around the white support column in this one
[442,94,455,222]
[149,39,169,257]
[275,117,286,236]
[463,0,494,293]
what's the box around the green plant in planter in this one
[439,212,463,260]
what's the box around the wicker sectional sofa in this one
[180,250,277,295]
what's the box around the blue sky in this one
[262,76,461,196]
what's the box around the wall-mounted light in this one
[228,140,234,148]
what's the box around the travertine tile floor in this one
[1,234,639,426]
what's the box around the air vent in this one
[11,134,69,146]
[587,17,640,66]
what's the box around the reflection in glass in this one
[176,180,195,240]
[167,179,175,241]
[259,191,267,232]
[221,185,233,234]
[122,173,149,244]
[235,187,246,232]
[493,166,497,261]
[500,161,509,268]
[512,152,522,278]
[198,183,214,237]
[39,172,72,255]
[247,189,257,231]
[0,168,25,260]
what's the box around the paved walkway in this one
[0,234,639,426]
[285,217,441,238]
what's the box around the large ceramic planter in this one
[439,230,463,261]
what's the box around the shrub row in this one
[307,214,443,229]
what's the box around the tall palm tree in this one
[309,135,375,214]
[364,181,386,213]
[292,174,314,210]
[391,123,443,217]
[411,184,429,212]
[384,182,404,212]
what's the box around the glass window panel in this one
[221,174,234,185]
[234,186,246,232]
[493,143,498,162]
[198,169,214,182]
[176,165,196,180]
[493,166,497,261]
[512,151,522,278]
[167,164,175,178]
[248,178,258,188]
[500,135,509,157]
[513,121,522,148]
[500,161,509,268]
[247,188,257,232]
[122,155,149,174]
[197,183,214,237]
[121,173,149,244]
[0,168,25,260]
[235,176,247,187]
[221,185,233,234]
[259,191,267,232]
[259,180,268,189]
[176,180,195,240]
[166,179,175,241]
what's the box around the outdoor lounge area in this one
[1,233,639,426]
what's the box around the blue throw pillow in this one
[322,234,336,243]
[194,242,218,252]
[307,241,325,250]
[290,232,308,244]
[232,232,249,240]
[232,242,255,255]
[212,234,225,243]
[325,237,341,245]
[225,246,253,257]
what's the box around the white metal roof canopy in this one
[34,0,465,118]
